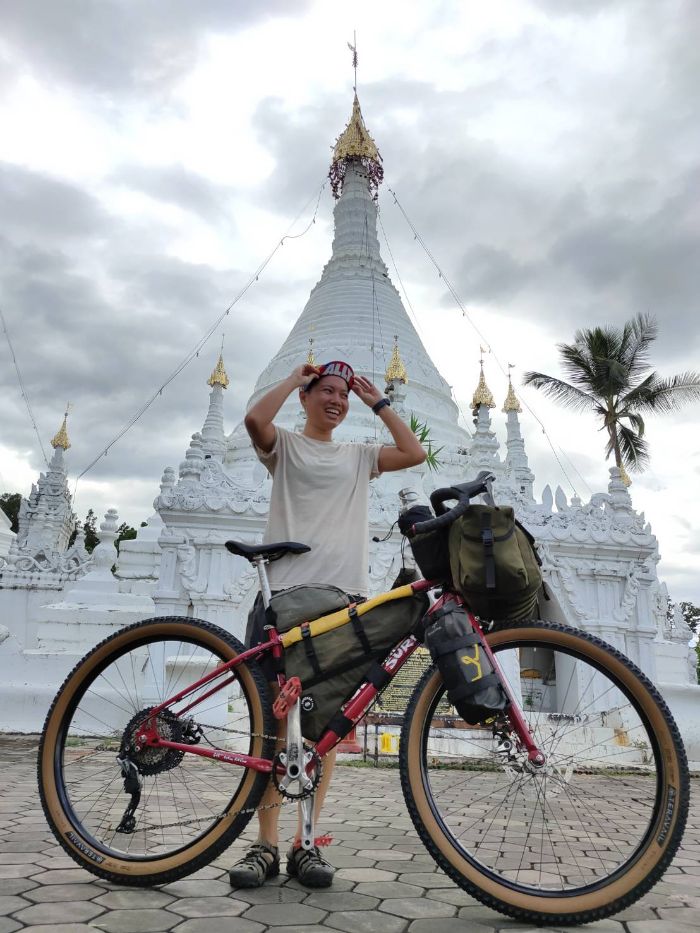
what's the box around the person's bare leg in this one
[293,747,337,845]
[256,709,286,847]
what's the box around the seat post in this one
[253,554,273,609]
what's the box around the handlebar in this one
[411,471,495,536]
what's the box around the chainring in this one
[272,747,323,800]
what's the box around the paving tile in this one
[0,863,38,878]
[242,901,327,925]
[0,919,21,933]
[380,896,457,919]
[160,879,233,898]
[427,886,476,907]
[354,880,424,898]
[166,896,249,917]
[0,879,38,896]
[11,927,98,933]
[407,921,492,933]
[0,895,30,914]
[28,868,95,885]
[12,899,105,924]
[397,871,453,886]
[336,867,397,882]
[304,890,379,911]
[172,921,265,933]
[93,890,176,909]
[626,922,700,933]
[25,881,107,902]
[324,909,409,933]
[92,907,179,932]
[356,848,414,861]
[230,886,306,905]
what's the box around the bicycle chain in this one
[132,720,304,833]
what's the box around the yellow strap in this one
[279,584,415,648]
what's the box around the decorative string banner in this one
[73,179,328,496]
[385,184,593,498]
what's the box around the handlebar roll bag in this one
[448,505,541,621]
[424,603,507,724]
[399,505,452,582]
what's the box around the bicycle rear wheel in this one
[38,616,275,886]
[400,620,688,925]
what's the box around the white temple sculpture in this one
[0,90,696,756]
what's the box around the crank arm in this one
[299,793,315,851]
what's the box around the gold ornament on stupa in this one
[207,354,229,389]
[502,376,522,414]
[332,94,381,165]
[51,410,71,451]
[471,363,496,410]
[307,337,316,366]
[385,336,408,385]
[619,463,632,487]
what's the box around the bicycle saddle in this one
[225,540,311,563]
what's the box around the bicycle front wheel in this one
[400,620,688,926]
[38,616,275,886]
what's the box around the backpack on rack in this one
[268,585,430,741]
[448,505,542,621]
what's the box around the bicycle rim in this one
[400,621,688,924]
[39,617,273,884]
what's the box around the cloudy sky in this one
[1,0,698,601]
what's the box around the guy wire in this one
[1,305,50,468]
[73,179,328,497]
[386,185,592,498]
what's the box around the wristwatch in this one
[372,398,391,414]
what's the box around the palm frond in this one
[621,313,657,380]
[622,372,700,413]
[625,412,646,437]
[617,423,650,472]
[522,372,595,412]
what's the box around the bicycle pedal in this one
[273,677,302,719]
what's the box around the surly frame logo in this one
[66,831,105,863]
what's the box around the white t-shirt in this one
[256,426,383,596]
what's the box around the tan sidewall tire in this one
[39,619,271,882]
[403,623,686,921]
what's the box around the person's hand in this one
[352,375,384,408]
[289,363,321,388]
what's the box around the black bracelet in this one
[372,398,391,414]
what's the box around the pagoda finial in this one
[503,366,522,413]
[471,352,495,410]
[51,405,71,451]
[207,353,229,389]
[385,335,408,385]
[329,44,383,202]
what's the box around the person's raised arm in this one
[351,376,427,472]
[244,363,319,453]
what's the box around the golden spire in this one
[619,463,632,487]
[307,337,316,366]
[471,363,496,410]
[51,407,71,451]
[207,353,229,389]
[332,93,381,164]
[502,374,522,413]
[385,335,408,385]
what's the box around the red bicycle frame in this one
[135,580,544,772]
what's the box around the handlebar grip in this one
[411,496,471,535]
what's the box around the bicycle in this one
[37,474,688,926]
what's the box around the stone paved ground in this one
[1,739,698,933]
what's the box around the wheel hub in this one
[122,708,185,776]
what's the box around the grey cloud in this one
[111,164,237,223]
[0,163,111,241]
[1,1,308,98]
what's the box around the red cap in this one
[306,360,355,390]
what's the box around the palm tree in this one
[523,314,700,476]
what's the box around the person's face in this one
[301,375,350,430]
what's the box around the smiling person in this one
[229,359,426,890]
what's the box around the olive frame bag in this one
[448,505,542,622]
[274,588,430,741]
